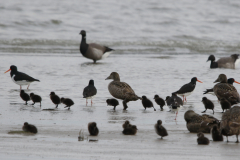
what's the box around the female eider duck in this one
[213,74,240,105]
[220,106,240,143]
[184,110,219,133]
[207,54,239,69]
[105,72,141,110]
[79,30,114,63]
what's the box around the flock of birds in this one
[4,30,240,145]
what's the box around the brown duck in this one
[105,72,141,110]
[213,74,240,105]
[220,106,240,143]
[184,110,219,133]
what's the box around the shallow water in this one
[1,0,240,159]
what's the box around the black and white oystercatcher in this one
[173,77,202,102]
[50,92,61,108]
[5,65,40,89]
[83,80,97,106]
[79,30,114,63]
[165,93,183,120]
[207,54,239,69]
[20,90,30,105]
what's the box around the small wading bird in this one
[79,30,114,63]
[173,77,202,102]
[5,65,40,89]
[83,80,97,106]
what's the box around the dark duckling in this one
[154,120,168,139]
[201,97,214,114]
[20,90,30,105]
[154,95,165,111]
[61,97,74,110]
[211,125,223,141]
[22,122,38,134]
[106,98,119,110]
[197,132,209,145]
[88,122,99,136]
[122,120,132,129]
[220,98,231,113]
[50,92,60,108]
[122,125,138,135]
[141,96,156,111]
[30,93,42,107]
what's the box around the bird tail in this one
[203,89,213,94]
[34,79,40,82]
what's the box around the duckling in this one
[141,96,156,111]
[22,122,38,134]
[154,95,165,111]
[122,125,138,135]
[220,98,231,113]
[211,125,223,141]
[30,93,42,107]
[61,97,74,110]
[20,90,30,105]
[122,120,132,129]
[50,92,60,108]
[197,132,209,145]
[201,97,214,114]
[106,98,119,110]
[88,122,99,136]
[154,120,168,139]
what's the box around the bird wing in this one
[83,86,97,98]
[175,82,195,94]
[14,72,39,82]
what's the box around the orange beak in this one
[197,80,203,83]
[234,81,240,84]
[4,69,11,73]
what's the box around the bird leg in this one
[20,86,22,90]
[123,100,128,110]
[160,106,163,111]
[56,104,58,108]
[212,109,214,114]
[25,101,27,105]
[153,106,156,111]
[182,96,185,102]
[91,99,93,106]
[185,97,187,102]
[40,102,41,107]
[174,111,178,120]
[32,102,35,105]
[202,109,206,113]
[27,84,30,89]
[86,99,88,106]
[113,106,116,110]
[236,135,239,143]
[226,136,229,142]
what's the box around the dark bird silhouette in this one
[220,98,231,113]
[154,95,165,111]
[203,78,238,95]
[50,92,61,108]
[4,65,40,89]
[20,90,30,105]
[184,110,219,133]
[22,122,38,134]
[207,54,239,69]
[122,120,132,129]
[154,120,168,139]
[166,93,183,120]
[201,97,214,114]
[211,125,223,141]
[30,93,42,107]
[197,132,209,145]
[61,97,74,110]
[173,77,202,102]
[79,30,114,63]
[88,122,99,136]
[83,80,97,106]
[220,106,240,143]
[106,98,119,110]
[213,74,240,105]
[141,96,156,111]
[122,125,138,135]
[105,72,141,110]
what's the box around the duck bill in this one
[105,76,111,80]
[197,80,203,83]
[4,69,11,73]
[214,78,219,83]
[234,81,240,84]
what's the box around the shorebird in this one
[173,77,202,102]
[79,30,114,63]
[165,93,183,120]
[83,80,97,106]
[5,65,40,89]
